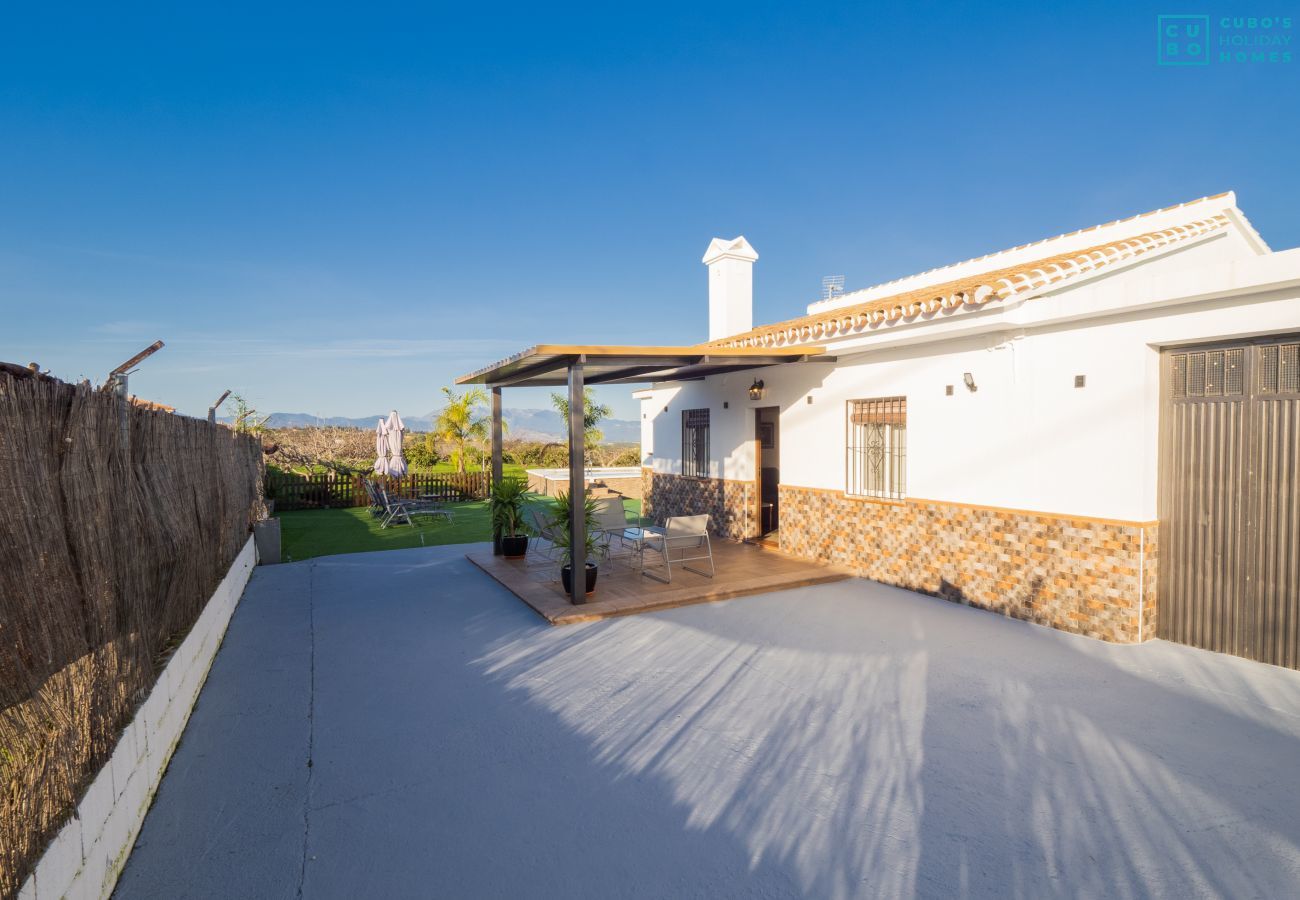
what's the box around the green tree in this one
[550,388,612,448]
[229,393,269,434]
[434,387,491,473]
[405,433,441,469]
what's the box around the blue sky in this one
[3,2,1296,420]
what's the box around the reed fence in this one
[266,470,490,510]
[0,367,264,897]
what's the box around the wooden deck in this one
[466,540,852,625]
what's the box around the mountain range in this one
[235,408,640,443]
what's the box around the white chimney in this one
[702,236,758,341]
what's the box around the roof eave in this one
[455,344,826,388]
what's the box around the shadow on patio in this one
[471,576,1300,898]
[115,545,1300,899]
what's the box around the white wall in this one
[647,267,1300,522]
[637,392,655,466]
[647,379,761,482]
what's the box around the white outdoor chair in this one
[641,514,714,583]
[526,504,563,560]
[591,497,634,566]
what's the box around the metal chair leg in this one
[640,540,672,583]
[679,537,714,578]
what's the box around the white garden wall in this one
[19,536,258,900]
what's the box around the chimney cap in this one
[702,236,759,266]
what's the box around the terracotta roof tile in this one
[705,214,1231,349]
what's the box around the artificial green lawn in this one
[419,461,530,479]
[276,496,642,562]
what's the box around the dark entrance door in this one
[1158,336,1300,668]
[755,407,780,537]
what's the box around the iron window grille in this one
[847,397,907,499]
[682,409,710,478]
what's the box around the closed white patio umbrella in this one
[373,418,391,476]
[384,410,408,477]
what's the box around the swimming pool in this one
[525,466,644,499]
[524,466,642,481]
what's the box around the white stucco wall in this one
[634,389,655,466]
[645,242,1300,523]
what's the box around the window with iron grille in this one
[681,409,710,478]
[847,397,906,499]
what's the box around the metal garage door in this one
[1159,336,1300,668]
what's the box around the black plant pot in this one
[561,563,599,598]
[501,535,529,559]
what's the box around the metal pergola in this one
[456,344,828,605]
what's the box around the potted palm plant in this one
[489,477,531,559]
[551,490,600,597]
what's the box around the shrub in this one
[608,447,642,466]
[405,434,440,468]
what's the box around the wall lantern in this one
[748,379,765,401]
[963,372,977,392]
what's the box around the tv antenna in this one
[821,275,845,302]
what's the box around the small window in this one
[1188,353,1206,396]
[847,398,906,499]
[1260,345,1279,394]
[682,409,709,478]
[1171,354,1188,398]
[1226,348,1245,394]
[1205,350,1225,395]
[1284,344,1300,393]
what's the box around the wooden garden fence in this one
[0,366,264,897]
[266,470,491,510]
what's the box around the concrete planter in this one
[253,518,281,565]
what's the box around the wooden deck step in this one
[467,540,852,625]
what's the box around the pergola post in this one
[568,360,585,604]
[491,386,503,555]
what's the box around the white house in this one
[459,192,1299,666]
[636,192,1300,664]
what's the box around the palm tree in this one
[550,388,612,448]
[434,387,490,473]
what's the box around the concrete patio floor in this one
[114,543,1300,899]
